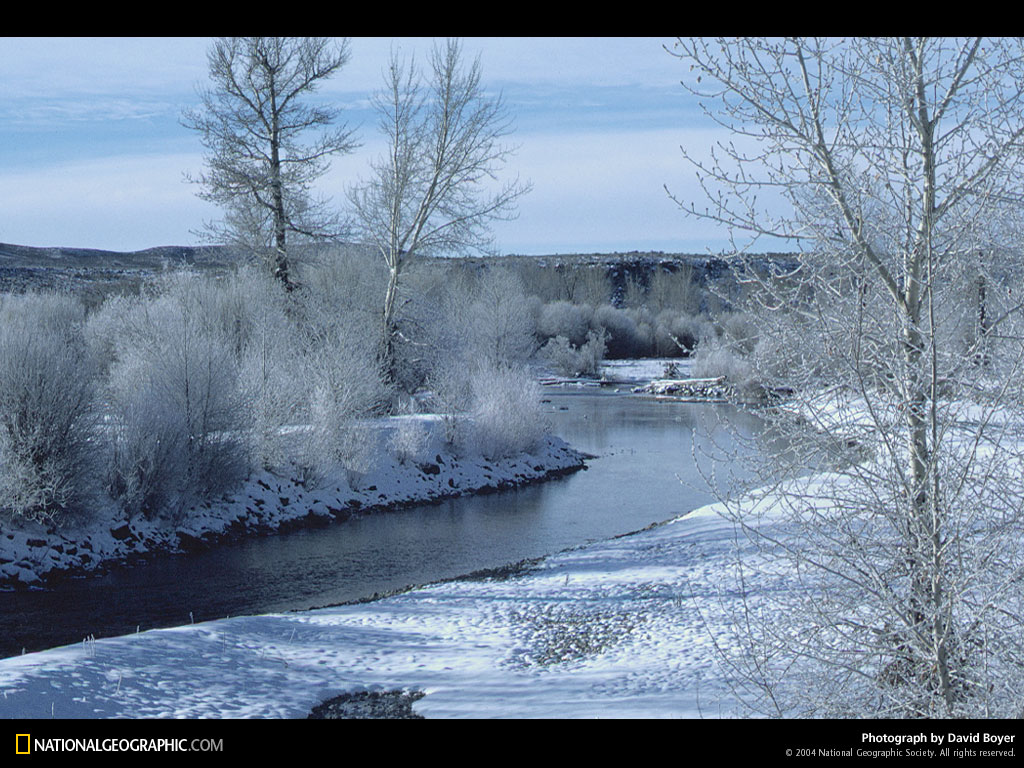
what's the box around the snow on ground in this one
[536,358,690,388]
[7,379,1018,718]
[0,419,585,590]
[600,358,691,384]
[0,493,777,719]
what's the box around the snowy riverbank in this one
[0,419,585,590]
[0,492,769,719]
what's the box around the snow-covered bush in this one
[719,311,760,355]
[103,275,249,520]
[537,300,593,347]
[541,330,607,378]
[0,293,97,522]
[654,311,703,356]
[426,359,471,448]
[592,305,656,358]
[461,267,537,368]
[417,265,538,446]
[389,417,431,465]
[84,293,143,378]
[468,363,547,460]
[299,315,387,484]
[295,247,388,321]
[220,267,308,470]
[690,340,759,394]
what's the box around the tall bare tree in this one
[183,37,358,288]
[670,37,1024,716]
[348,38,530,388]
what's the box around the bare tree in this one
[670,37,1024,717]
[183,37,358,288]
[348,38,530,388]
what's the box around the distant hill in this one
[0,242,240,270]
[0,242,248,300]
[0,241,798,303]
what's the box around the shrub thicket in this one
[468,363,547,459]
[0,293,97,522]
[102,273,249,520]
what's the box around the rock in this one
[308,690,425,719]
[110,524,134,541]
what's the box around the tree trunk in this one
[975,262,989,367]
[270,94,291,290]
[381,265,400,386]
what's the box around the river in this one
[0,386,766,658]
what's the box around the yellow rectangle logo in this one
[16,734,31,755]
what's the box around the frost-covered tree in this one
[348,38,529,389]
[0,294,97,522]
[183,37,358,288]
[670,37,1024,717]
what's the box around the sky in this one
[0,37,735,256]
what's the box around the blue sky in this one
[0,37,735,255]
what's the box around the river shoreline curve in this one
[0,430,586,591]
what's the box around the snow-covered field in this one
[0,495,765,719]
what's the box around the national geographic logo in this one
[14,734,224,754]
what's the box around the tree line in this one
[182,37,527,396]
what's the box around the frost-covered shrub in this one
[238,332,306,472]
[426,265,537,370]
[468,363,547,460]
[389,417,431,465]
[105,387,190,520]
[719,311,760,355]
[654,311,704,356]
[84,293,144,378]
[0,293,97,522]
[537,301,593,347]
[296,247,389,313]
[299,315,387,484]
[426,361,471,448]
[541,330,607,378]
[218,268,308,470]
[417,266,538,444]
[293,250,391,476]
[592,305,656,358]
[691,340,760,396]
[103,276,249,520]
[461,267,537,367]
